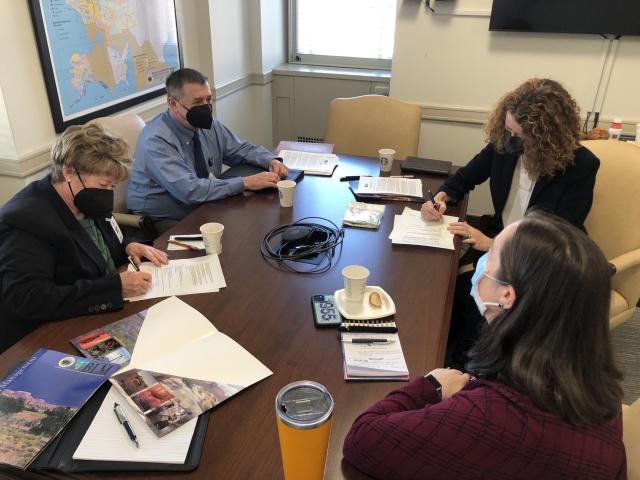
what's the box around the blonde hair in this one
[485,78,581,179]
[50,123,129,182]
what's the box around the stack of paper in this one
[167,234,204,251]
[342,332,409,381]
[279,149,338,176]
[355,177,424,201]
[389,207,458,250]
[125,255,226,301]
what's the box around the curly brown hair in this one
[485,78,581,179]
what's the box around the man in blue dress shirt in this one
[127,68,288,233]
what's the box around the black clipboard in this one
[26,382,210,473]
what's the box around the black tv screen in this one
[490,0,640,36]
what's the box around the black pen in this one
[428,189,444,223]
[342,338,395,344]
[113,402,140,448]
[340,175,361,182]
[127,256,140,272]
[174,235,203,241]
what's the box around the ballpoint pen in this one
[113,402,140,448]
[168,239,200,251]
[427,189,444,222]
[342,338,395,344]
[127,255,140,272]
[389,175,415,178]
[174,235,203,241]
[339,175,361,182]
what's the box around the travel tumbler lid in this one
[275,380,334,430]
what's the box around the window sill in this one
[272,63,391,82]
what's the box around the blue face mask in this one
[470,253,506,316]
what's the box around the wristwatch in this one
[424,373,442,401]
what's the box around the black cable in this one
[260,217,345,274]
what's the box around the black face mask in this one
[179,102,213,129]
[503,129,525,155]
[68,174,114,219]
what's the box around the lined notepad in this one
[73,386,197,463]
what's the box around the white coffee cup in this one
[277,180,296,207]
[342,265,370,303]
[200,222,224,255]
[378,148,395,173]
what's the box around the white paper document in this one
[125,255,226,301]
[388,207,458,250]
[342,332,409,380]
[279,149,338,175]
[167,234,205,251]
[356,177,424,199]
[73,386,197,463]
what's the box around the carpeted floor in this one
[611,308,640,405]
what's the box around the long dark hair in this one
[467,211,623,425]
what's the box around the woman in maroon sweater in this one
[343,211,626,479]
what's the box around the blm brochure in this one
[125,255,226,301]
[279,149,338,176]
[71,296,272,438]
[0,349,118,469]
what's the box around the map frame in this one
[28,0,182,133]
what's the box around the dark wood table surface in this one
[0,154,467,480]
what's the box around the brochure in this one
[0,349,118,469]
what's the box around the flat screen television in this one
[489,0,640,37]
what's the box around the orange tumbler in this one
[275,381,334,480]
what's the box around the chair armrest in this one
[609,249,640,274]
[113,213,158,240]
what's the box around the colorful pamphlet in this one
[0,349,118,469]
[71,296,273,438]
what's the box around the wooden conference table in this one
[0,154,467,480]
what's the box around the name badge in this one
[107,216,124,243]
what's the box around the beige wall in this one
[391,1,640,214]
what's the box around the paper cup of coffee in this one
[200,222,224,255]
[277,180,296,207]
[378,148,395,173]
[342,265,370,303]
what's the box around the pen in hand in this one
[427,189,444,222]
[113,402,140,448]
[127,256,140,272]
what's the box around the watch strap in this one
[423,373,442,401]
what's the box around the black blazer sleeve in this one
[0,226,124,323]
[437,143,495,203]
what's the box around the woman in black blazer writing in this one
[0,124,168,353]
[421,78,600,367]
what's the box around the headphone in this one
[260,217,345,274]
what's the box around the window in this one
[290,0,396,70]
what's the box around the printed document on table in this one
[356,177,423,198]
[389,207,458,250]
[73,386,196,463]
[279,149,338,175]
[125,255,226,301]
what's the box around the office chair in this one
[324,95,421,162]
[89,113,158,240]
[624,399,640,480]
[582,140,640,328]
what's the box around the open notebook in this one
[71,297,272,439]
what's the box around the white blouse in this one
[502,157,535,228]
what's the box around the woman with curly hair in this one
[420,78,600,367]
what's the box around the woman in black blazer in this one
[421,78,600,367]
[0,124,168,353]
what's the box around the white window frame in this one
[288,0,393,70]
